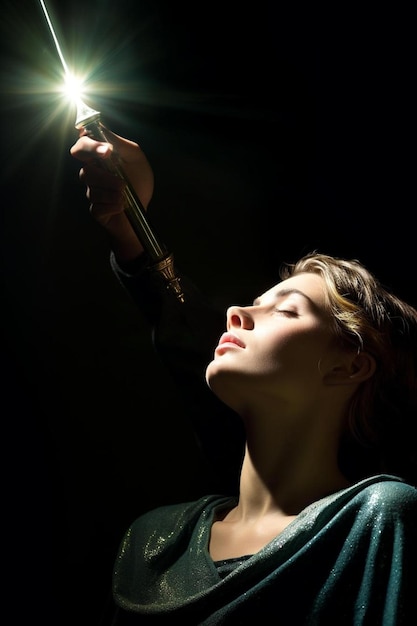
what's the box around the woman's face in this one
[206,272,346,416]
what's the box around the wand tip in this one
[75,98,101,129]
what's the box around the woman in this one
[71,130,417,624]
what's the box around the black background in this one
[1,1,415,624]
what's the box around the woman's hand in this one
[70,128,154,263]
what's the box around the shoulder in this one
[116,495,234,567]
[356,474,417,501]
[128,495,234,538]
[351,475,417,522]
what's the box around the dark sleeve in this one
[110,253,244,495]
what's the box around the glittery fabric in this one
[112,475,417,625]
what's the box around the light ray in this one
[39,0,70,77]
[39,0,89,105]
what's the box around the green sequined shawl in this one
[112,474,417,624]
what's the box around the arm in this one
[70,131,244,494]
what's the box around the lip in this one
[215,332,246,354]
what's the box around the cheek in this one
[261,326,329,372]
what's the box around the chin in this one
[205,359,228,387]
[205,366,241,410]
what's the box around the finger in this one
[98,126,145,165]
[89,201,126,222]
[70,135,112,163]
[79,163,125,189]
[86,185,125,207]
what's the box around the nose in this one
[227,305,255,331]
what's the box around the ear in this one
[348,351,376,382]
[324,351,376,386]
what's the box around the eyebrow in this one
[252,288,315,307]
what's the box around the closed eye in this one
[275,309,298,317]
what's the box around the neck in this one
[235,426,351,519]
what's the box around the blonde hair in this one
[281,252,417,484]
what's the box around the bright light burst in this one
[60,72,87,103]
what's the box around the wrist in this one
[111,250,150,276]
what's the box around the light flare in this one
[61,72,87,103]
[39,0,69,77]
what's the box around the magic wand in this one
[38,0,185,303]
